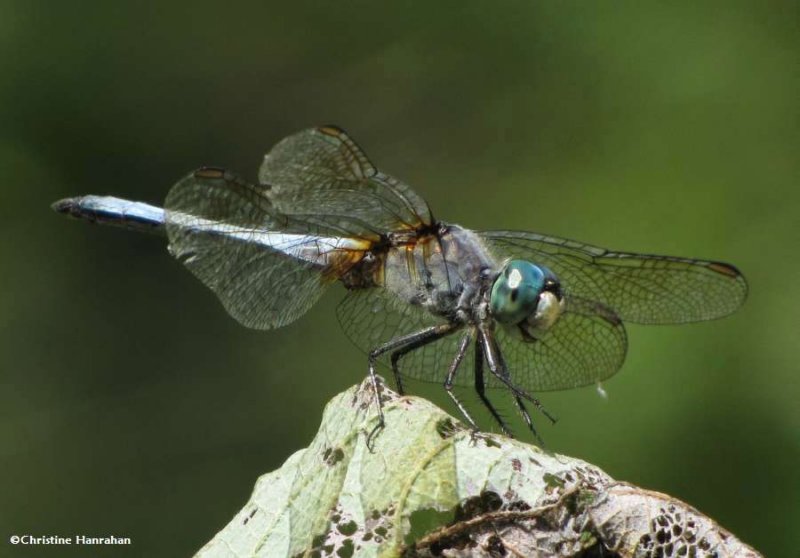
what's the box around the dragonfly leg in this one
[442,332,478,431]
[388,354,406,395]
[478,325,557,443]
[387,323,459,394]
[367,323,458,449]
[491,337,544,444]
[473,337,512,436]
[511,394,541,445]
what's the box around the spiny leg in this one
[478,325,557,442]
[493,343,541,443]
[390,325,478,430]
[473,336,512,436]
[367,323,457,449]
[388,323,460,394]
[478,325,556,422]
[486,331,542,443]
[442,332,478,431]
[389,350,407,395]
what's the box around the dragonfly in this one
[52,126,748,445]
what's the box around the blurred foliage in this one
[1,1,797,556]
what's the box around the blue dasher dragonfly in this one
[53,126,747,444]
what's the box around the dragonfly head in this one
[490,260,564,336]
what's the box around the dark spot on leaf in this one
[574,538,616,557]
[543,473,565,489]
[564,491,586,515]
[323,447,345,466]
[486,534,506,556]
[336,539,354,558]
[455,496,483,521]
[429,530,472,555]
[481,491,502,512]
[337,520,358,536]
[405,507,455,547]
[511,458,522,471]
[577,489,597,507]
[242,507,257,525]
[454,491,503,521]
[506,500,531,512]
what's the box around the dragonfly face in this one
[490,260,565,336]
[52,125,748,445]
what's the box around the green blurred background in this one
[1,1,797,556]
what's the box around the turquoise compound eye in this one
[490,260,547,324]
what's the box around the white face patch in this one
[507,268,523,289]
[533,291,564,331]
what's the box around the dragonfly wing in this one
[492,296,627,392]
[337,288,476,385]
[165,168,365,329]
[337,289,626,393]
[481,230,747,324]
[258,126,433,237]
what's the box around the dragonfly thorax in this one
[490,260,564,340]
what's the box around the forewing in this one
[165,169,337,330]
[492,297,627,392]
[258,126,433,237]
[482,230,747,324]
